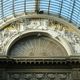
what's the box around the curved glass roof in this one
[0,0,80,27]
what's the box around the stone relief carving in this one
[0,19,80,55]
[7,72,71,80]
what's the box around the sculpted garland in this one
[0,19,80,55]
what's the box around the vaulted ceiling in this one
[0,0,80,28]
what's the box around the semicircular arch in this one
[5,31,72,59]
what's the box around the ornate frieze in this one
[7,72,71,80]
[0,19,80,56]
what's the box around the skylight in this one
[0,0,80,27]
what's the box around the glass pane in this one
[40,0,49,12]
[50,0,61,14]
[0,1,2,19]
[14,0,24,14]
[3,0,13,18]
[26,0,35,12]
[61,0,74,20]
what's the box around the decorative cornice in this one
[0,58,80,65]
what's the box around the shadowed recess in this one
[8,33,68,58]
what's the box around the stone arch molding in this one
[0,18,80,58]
[5,31,71,58]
